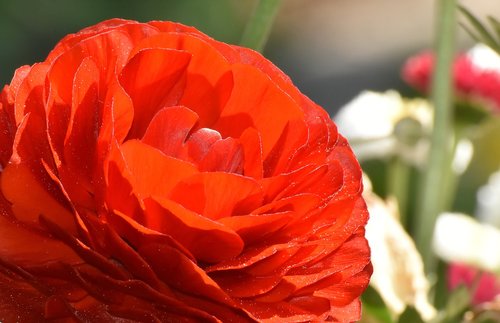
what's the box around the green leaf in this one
[445,285,470,318]
[487,16,500,43]
[427,284,473,323]
[474,310,500,323]
[239,0,282,52]
[459,22,485,44]
[362,286,394,323]
[459,6,499,49]
[397,307,424,323]
[454,100,491,128]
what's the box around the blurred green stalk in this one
[240,0,282,52]
[388,156,410,227]
[415,0,457,274]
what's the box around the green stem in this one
[415,0,457,274]
[388,156,410,227]
[442,131,461,209]
[240,0,282,52]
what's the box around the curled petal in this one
[144,197,244,263]
[169,172,263,219]
[142,106,199,157]
[118,139,198,199]
[120,48,191,138]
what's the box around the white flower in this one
[363,175,436,321]
[335,90,474,174]
[433,212,500,272]
[335,90,432,166]
[477,169,500,228]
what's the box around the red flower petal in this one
[119,48,191,138]
[1,162,77,235]
[198,137,244,173]
[118,139,198,199]
[138,238,233,304]
[239,127,264,179]
[142,106,199,157]
[214,63,305,161]
[130,32,234,127]
[169,172,263,219]
[218,211,293,245]
[0,266,47,322]
[143,197,244,263]
[0,213,80,266]
[95,77,135,183]
[57,57,100,209]
[46,19,156,63]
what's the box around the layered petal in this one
[0,18,371,322]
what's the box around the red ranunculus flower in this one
[0,19,371,322]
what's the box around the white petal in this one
[364,175,436,320]
[467,43,500,73]
[452,139,474,175]
[335,90,432,166]
[433,212,500,271]
[477,169,500,228]
[335,90,402,144]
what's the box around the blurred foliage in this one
[454,116,500,215]
[361,286,395,323]
[459,5,500,56]
[397,307,424,323]
[453,6,500,215]
[0,0,253,85]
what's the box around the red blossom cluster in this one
[448,263,500,305]
[402,49,500,111]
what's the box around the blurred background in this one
[0,0,497,115]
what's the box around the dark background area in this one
[0,0,250,85]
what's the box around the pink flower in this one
[448,263,500,305]
[402,47,500,111]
